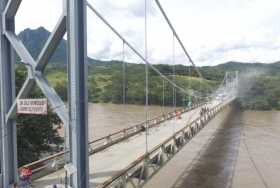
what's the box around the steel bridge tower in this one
[0,0,89,187]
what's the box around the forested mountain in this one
[19,27,66,63]
[18,27,98,64]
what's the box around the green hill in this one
[45,61,218,106]
[17,27,280,110]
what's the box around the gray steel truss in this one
[67,0,89,187]
[0,0,89,187]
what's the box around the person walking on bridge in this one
[18,167,33,188]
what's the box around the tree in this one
[16,66,63,166]
[88,75,102,103]
[54,79,67,101]
[17,110,62,166]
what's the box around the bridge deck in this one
[33,100,224,187]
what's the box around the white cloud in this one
[15,0,63,33]
[15,0,280,66]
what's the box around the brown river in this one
[87,103,175,141]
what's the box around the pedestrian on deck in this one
[19,167,32,188]
[176,110,181,120]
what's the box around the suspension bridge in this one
[0,0,240,188]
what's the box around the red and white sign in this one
[17,99,48,115]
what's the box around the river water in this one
[87,103,174,141]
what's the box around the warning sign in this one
[17,99,48,115]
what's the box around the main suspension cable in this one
[153,0,215,96]
[153,0,203,80]
[86,2,205,99]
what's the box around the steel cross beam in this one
[0,0,89,187]
[4,20,68,123]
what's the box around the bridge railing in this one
[21,102,205,180]
[87,102,203,154]
[96,100,232,188]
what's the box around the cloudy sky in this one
[15,0,280,66]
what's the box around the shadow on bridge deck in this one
[171,106,242,188]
